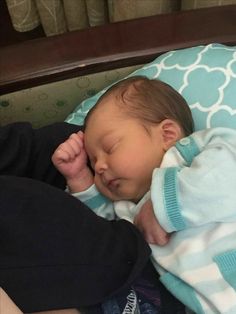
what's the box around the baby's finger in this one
[58,141,78,159]
[77,131,86,149]
[69,133,84,148]
[148,230,170,246]
[77,130,84,141]
[67,136,83,155]
[53,147,71,163]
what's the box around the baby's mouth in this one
[105,178,120,191]
[101,174,121,191]
[108,178,118,186]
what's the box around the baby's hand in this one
[52,131,87,178]
[52,131,93,192]
[134,199,170,246]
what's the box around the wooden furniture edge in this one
[1,5,236,95]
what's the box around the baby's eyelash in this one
[106,145,114,154]
[105,142,118,154]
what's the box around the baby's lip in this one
[107,178,119,188]
[102,176,120,189]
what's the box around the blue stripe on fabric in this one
[159,228,236,272]
[164,167,186,230]
[84,193,110,209]
[175,136,200,166]
[214,250,236,273]
[160,272,204,314]
[214,250,236,290]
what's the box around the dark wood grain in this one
[1,5,236,95]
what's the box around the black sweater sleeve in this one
[0,122,81,189]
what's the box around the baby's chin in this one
[100,189,130,202]
[96,182,146,203]
[108,192,143,204]
[95,185,118,201]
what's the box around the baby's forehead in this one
[88,79,144,121]
[86,97,125,123]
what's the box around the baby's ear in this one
[160,119,183,150]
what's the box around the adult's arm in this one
[0,122,81,188]
[0,175,150,313]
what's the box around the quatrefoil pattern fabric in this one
[66,44,236,131]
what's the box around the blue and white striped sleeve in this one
[151,128,236,232]
[71,184,116,220]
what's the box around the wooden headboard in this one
[1,4,236,96]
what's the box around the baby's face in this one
[84,97,167,202]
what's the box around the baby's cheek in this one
[94,177,110,198]
[94,176,103,192]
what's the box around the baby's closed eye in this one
[104,140,120,154]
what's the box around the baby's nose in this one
[94,159,108,174]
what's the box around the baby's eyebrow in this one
[98,132,115,145]
[102,133,120,147]
[101,131,114,140]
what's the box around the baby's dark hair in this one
[85,76,194,136]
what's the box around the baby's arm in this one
[134,199,170,246]
[150,128,236,232]
[51,131,94,193]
